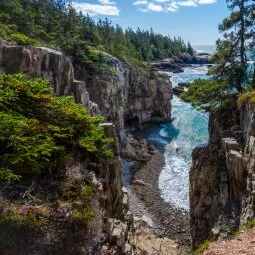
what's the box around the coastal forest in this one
[0,0,193,66]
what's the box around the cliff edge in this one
[190,98,255,248]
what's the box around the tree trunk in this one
[253,63,255,89]
[240,0,245,67]
[238,0,246,91]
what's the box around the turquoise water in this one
[136,66,210,210]
[158,95,208,210]
[160,67,209,209]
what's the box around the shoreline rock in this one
[173,86,185,96]
[151,53,212,73]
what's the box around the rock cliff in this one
[0,41,172,144]
[0,40,103,116]
[190,100,255,248]
[77,53,172,144]
[0,40,173,254]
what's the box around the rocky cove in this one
[0,40,178,254]
[1,38,255,255]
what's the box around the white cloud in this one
[73,2,120,16]
[178,1,198,7]
[154,0,170,2]
[133,0,148,5]
[168,6,178,12]
[147,3,164,11]
[139,8,150,12]
[198,0,216,4]
[134,0,217,13]
[168,1,179,11]
[99,0,115,4]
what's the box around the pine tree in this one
[212,0,254,91]
[187,42,194,56]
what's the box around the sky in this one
[73,0,230,45]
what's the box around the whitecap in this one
[158,66,209,210]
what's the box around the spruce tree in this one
[187,42,194,56]
[212,0,254,91]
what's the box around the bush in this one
[237,90,255,106]
[0,206,46,252]
[9,33,40,46]
[0,24,16,40]
[180,78,228,108]
[0,74,113,181]
[61,179,95,227]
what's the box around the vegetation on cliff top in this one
[0,73,113,182]
[0,73,102,252]
[0,0,193,67]
[238,90,255,105]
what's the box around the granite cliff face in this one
[190,100,255,248]
[0,39,101,116]
[78,53,172,144]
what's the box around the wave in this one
[158,67,209,210]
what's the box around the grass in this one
[190,219,255,255]
[232,219,255,238]
[189,240,211,255]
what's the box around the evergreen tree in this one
[0,0,192,65]
[187,42,194,56]
[212,0,254,91]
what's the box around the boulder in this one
[173,86,185,96]
[178,82,191,88]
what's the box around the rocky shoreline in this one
[151,52,213,73]
[123,138,191,253]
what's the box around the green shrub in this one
[61,178,83,201]
[71,185,95,226]
[9,33,40,46]
[61,179,95,227]
[72,207,95,226]
[180,78,228,108]
[0,74,113,181]
[0,207,46,249]
[0,24,16,40]
[237,90,255,106]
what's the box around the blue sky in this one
[73,0,230,45]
